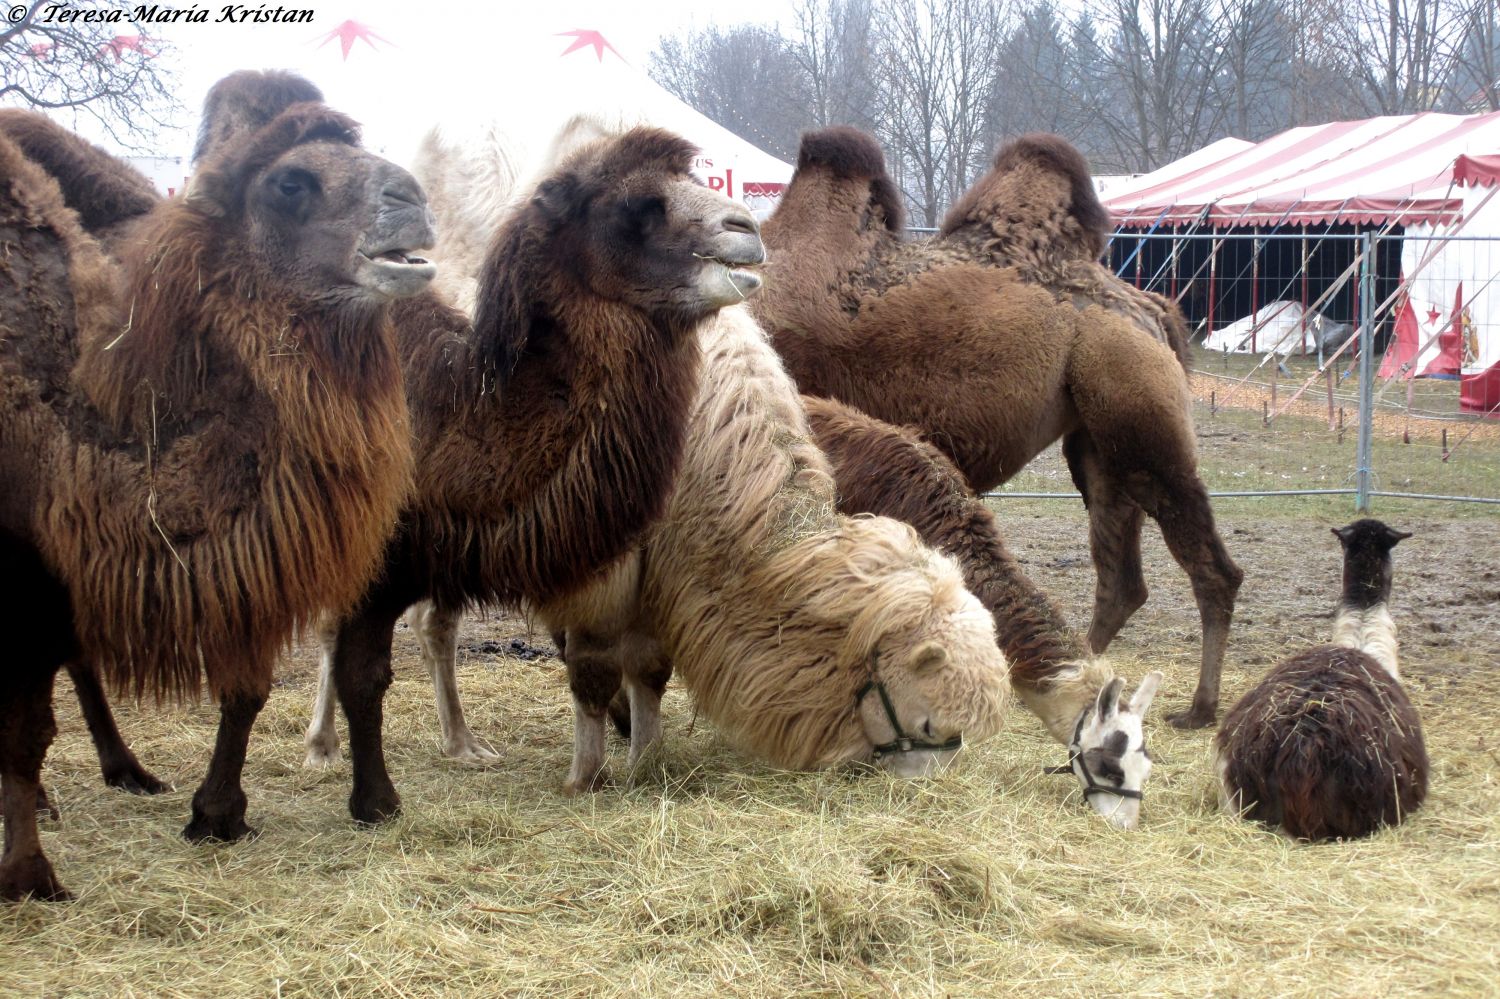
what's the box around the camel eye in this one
[921,720,933,738]
[267,169,317,211]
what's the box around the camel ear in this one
[533,174,580,221]
[1127,671,1162,715]
[1096,676,1126,721]
[184,170,229,217]
[910,641,949,675]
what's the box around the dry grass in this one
[5,482,1500,997]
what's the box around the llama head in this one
[849,551,1010,778]
[1333,519,1411,609]
[1062,672,1162,830]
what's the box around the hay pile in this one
[3,511,1499,997]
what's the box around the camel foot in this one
[0,854,70,903]
[1166,705,1217,730]
[182,810,256,844]
[349,785,401,826]
[104,763,172,797]
[563,769,610,796]
[303,743,343,769]
[39,786,59,821]
[443,735,502,765]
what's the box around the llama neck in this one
[1332,603,1401,681]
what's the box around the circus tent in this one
[1102,112,1500,416]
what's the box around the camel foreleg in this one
[183,685,267,843]
[67,661,170,795]
[332,592,409,825]
[0,668,67,901]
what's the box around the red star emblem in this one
[98,34,155,63]
[556,29,622,63]
[314,20,392,61]
[1426,307,1442,325]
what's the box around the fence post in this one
[1355,231,1375,513]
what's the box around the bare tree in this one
[1446,0,1500,110]
[877,0,1006,226]
[786,0,879,130]
[0,1,178,147]
[1303,0,1466,115]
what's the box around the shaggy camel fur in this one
[755,127,1243,729]
[1217,521,1426,840]
[536,306,1010,788]
[803,397,1162,826]
[0,109,157,252]
[0,102,434,901]
[307,127,763,824]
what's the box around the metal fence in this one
[961,227,1500,510]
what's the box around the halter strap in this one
[856,673,963,760]
[1044,708,1143,802]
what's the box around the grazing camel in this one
[0,100,434,900]
[753,127,1242,729]
[311,126,765,825]
[535,305,1009,787]
[1217,521,1426,840]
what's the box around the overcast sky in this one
[65,0,798,159]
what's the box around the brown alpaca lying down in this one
[1216,520,1427,841]
[753,126,1242,731]
[0,97,434,901]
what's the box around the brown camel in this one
[753,127,1242,728]
[0,100,434,901]
[314,126,765,825]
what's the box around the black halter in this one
[1043,708,1143,802]
[857,667,963,760]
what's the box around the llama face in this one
[187,113,437,306]
[1066,672,1161,829]
[857,588,1009,778]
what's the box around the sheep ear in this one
[1127,671,1162,715]
[1096,676,1125,720]
[911,641,949,675]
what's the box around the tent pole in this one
[1208,236,1217,338]
[1356,231,1375,513]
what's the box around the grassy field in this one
[3,390,1499,997]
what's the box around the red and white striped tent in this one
[1103,112,1500,416]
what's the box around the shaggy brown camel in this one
[0,102,434,900]
[753,127,1242,728]
[1217,521,1426,840]
[314,126,765,825]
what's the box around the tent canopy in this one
[1106,112,1500,228]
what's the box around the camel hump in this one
[797,127,888,178]
[999,133,1109,244]
[792,126,905,233]
[194,69,325,164]
[0,109,157,234]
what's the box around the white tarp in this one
[1205,300,1352,357]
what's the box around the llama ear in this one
[1127,671,1162,715]
[1383,526,1413,545]
[1332,525,1353,545]
[910,641,949,675]
[1096,676,1126,720]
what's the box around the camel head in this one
[1057,672,1162,830]
[522,126,765,320]
[184,101,437,307]
[845,545,1010,778]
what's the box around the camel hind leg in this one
[1064,431,1150,655]
[407,602,498,763]
[0,668,67,901]
[1069,334,1242,729]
